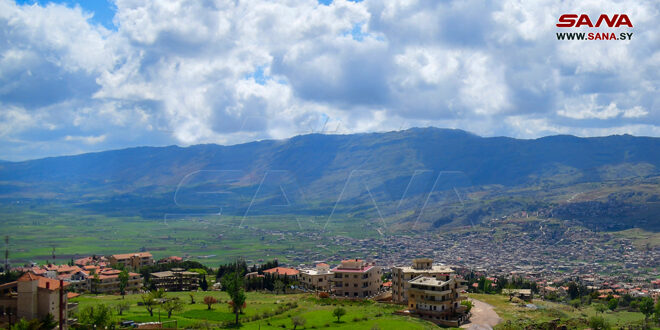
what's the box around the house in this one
[330,259,382,298]
[149,268,201,291]
[108,252,154,270]
[263,267,300,279]
[0,273,76,328]
[503,288,533,301]
[391,258,456,304]
[407,275,470,327]
[299,263,332,291]
[157,256,183,264]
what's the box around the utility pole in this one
[4,235,9,272]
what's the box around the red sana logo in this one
[556,14,633,28]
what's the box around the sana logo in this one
[556,14,633,28]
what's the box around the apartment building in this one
[108,252,155,270]
[0,273,75,328]
[299,263,332,291]
[150,269,200,291]
[407,275,469,327]
[392,258,455,304]
[331,259,382,298]
[92,269,143,294]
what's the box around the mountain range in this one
[1,127,659,229]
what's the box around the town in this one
[1,246,659,329]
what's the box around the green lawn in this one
[71,291,439,329]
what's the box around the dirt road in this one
[460,298,503,330]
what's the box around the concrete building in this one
[331,259,382,298]
[392,258,455,304]
[299,263,332,291]
[407,275,469,327]
[92,269,143,294]
[0,273,76,328]
[150,269,200,292]
[108,252,154,270]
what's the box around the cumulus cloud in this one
[0,0,658,160]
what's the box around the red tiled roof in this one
[263,267,299,276]
[316,263,329,267]
[383,281,392,287]
[112,252,152,260]
[17,273,69,291]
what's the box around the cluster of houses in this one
[251,257,470,327]
[2,252,473,328]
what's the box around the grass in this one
[468,293,657,329]
[71,291,439,329]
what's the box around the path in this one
[460,298,502,330]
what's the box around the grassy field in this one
[0,204,391,267]
[468,293,657,329]
[71,291,439,329]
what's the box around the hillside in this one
[0,128,658,229]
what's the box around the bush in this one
[588,315,610,330]
[318,292,330,298]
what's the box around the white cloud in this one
[0,0,658,160]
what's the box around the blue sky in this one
[0,0,658,160]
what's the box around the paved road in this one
[460,298,502,330]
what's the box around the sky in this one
[0,0,658,161]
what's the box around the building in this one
[157,256,183,264]
[91,269,143,294]
[299,263,332,291]
[407,275,469,327]
[392,258,455,304]
[0,273,76,328]
[330,259,382,298]
[263,267,299,279]
[108,252,154,270]
[149,269,200,291]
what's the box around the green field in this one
[0,204,392,266]
[71,291,439,329]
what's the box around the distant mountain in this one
[1,128,659,225]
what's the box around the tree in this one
[223,267,247,325]
[78,304,114,328]
[141,293,156,316]
[162,298,184,318]
[292,316,306,330]
[188,293,196,304]
[461,300,473,313]
[594,303,607,314]
[200,276,209,291]
[567,282,579,300]
[505,283,516,301]
[119,269,129,297]
[607,298,618,311]
[92,272,100,294]
[333,307,346,322]
[638,297,654,326]
[39,313,57,330]
[203,296,217,310]
[654,300,660,325]
[274,280,285,294]
[116,301,131,316]
[588,315,609,330]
